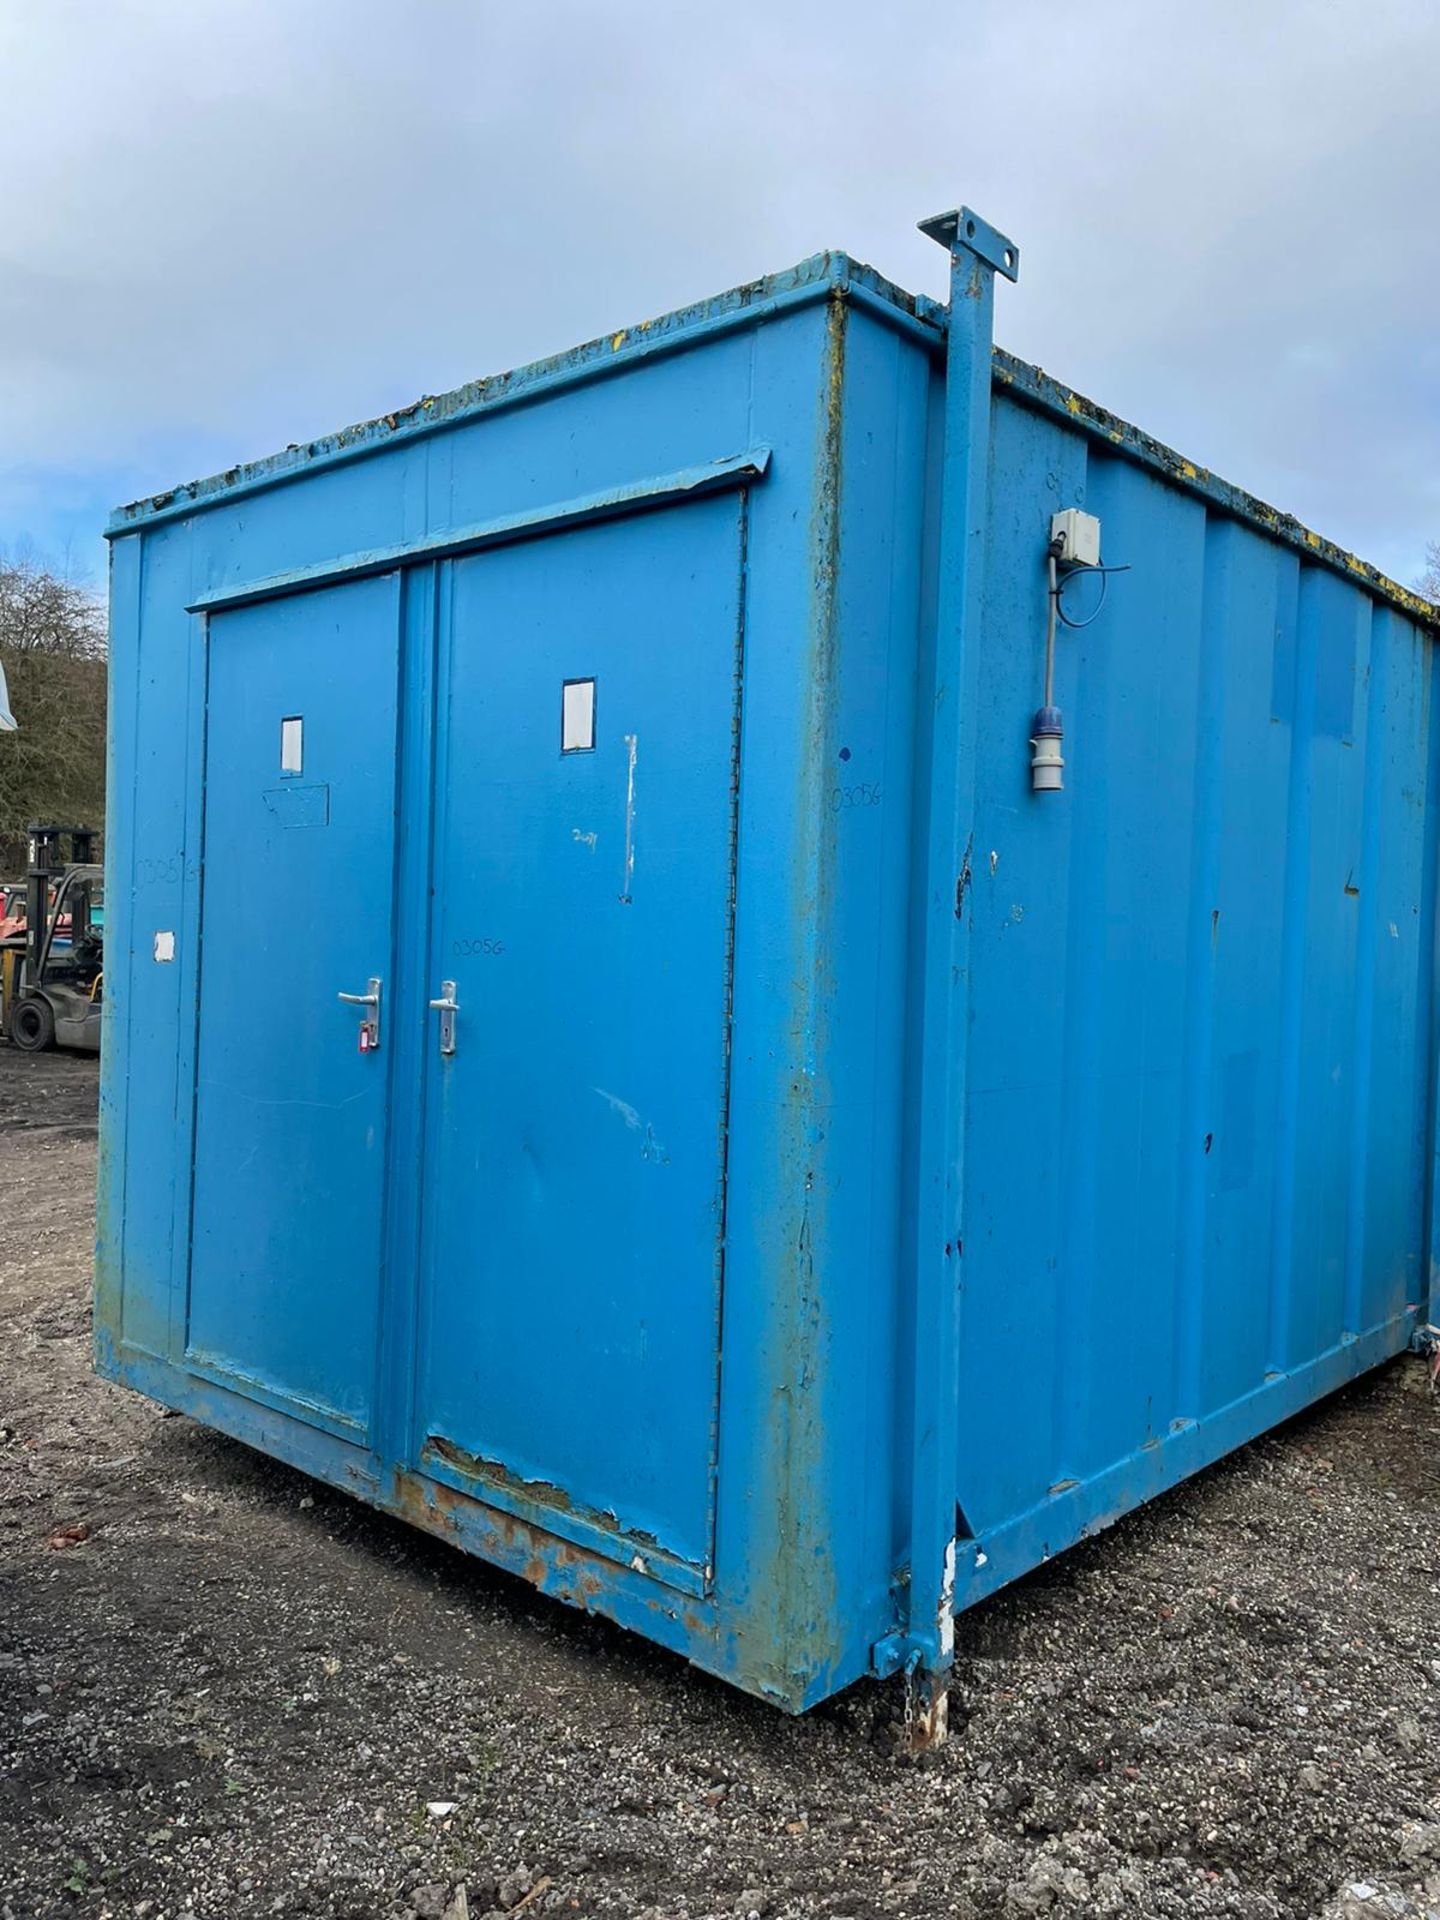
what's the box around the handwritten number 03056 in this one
[830,782,882,812]
[452,937,506,958]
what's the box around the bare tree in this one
[0,546,107,659]
[0,549,107,870]
[1418,541,1440,606]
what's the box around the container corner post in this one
[903,204,1020,1744]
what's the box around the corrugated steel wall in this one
[953,382,1436,1592]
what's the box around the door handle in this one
[337,976,382,1051]
[429,980,458,1057]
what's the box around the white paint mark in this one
[640,1124,669,1165]
[1389,922,1400,939]
[989,849,999,876]
[594,1086,641,1129]
[937,1537,957,1659]
[620,732,637,902]
[571,827,598,851]
[153,930,175,963]
[630,1553,649,1574]
[593,1087,670,1165]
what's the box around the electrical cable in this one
[1033,532,1130,792]
[1053,560,1132,630]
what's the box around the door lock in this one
[429,980,459,1057]
[337,976,382,1051]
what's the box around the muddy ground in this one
[1,1047,1439,1920]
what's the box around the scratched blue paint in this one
[97,212,1440,1717]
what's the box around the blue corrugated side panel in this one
[948,369,1437,1609]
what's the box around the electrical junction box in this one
[1051,507,1102,567]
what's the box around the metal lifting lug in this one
[869,1632,907,1680]
[917,206,1020,283]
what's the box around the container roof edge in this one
[102,247,1438,634]
[993,348,1440,633]
[104,250,933,537]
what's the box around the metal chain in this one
[901,1654,918,1749]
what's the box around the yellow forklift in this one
[0,824,103,1052]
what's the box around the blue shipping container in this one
[97,208,1440,1738]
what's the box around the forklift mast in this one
[26,823,95,980]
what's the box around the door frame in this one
[179,453,769,1581]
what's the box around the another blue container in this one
[97,208,1440,1733]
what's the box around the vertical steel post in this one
[1421,629,1440,1365]
[904,207,1018,1748]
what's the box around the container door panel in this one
[414,497,742,1579]
[188,576,401,1441]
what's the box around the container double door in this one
[188,497,745,1581]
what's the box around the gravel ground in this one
[2,1046,1440,1920]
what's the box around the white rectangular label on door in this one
[561,679,595,753]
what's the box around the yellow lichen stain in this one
[1065,394,1083,416]
[1180,460,1199,480]
[611,330,627,352]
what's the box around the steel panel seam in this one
[374,560,440,1483]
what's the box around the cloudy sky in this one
[1,0,1436,591]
